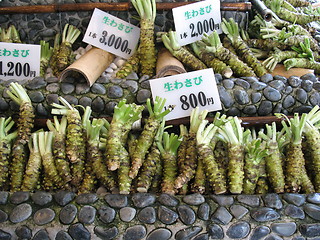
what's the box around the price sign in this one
[172,0,222,46]
[83,8,140,59]
[150,68,222,121]
[0,42,40,81]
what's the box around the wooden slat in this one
[0,2,251,14]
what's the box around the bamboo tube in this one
[59,47,114,86]
[156,48,186,78]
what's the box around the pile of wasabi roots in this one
[2,82,320,195]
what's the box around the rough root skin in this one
[228,144,245,194]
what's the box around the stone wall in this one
[1,191,320,240]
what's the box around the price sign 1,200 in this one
[0,61,35,78]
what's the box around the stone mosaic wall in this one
[1,191,320,239]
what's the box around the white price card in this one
[0,42,40,81]
[173,0,222,46]
[83,8,140,59]
[150,68,222,121]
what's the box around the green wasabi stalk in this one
[259,122,286,193]
[40,40,53,77]
[116,50,140,79]
[7,82,35,191]
[281,113,315,193]
[106,100,143,171]
[221,18,267,77]
[39,131,64,189]
[21,133,42,191]
[202,31,256,77]
[157,121,181,195]
[46,116,72,185]
[0,117,17,189]
[0,26,12,42]
[197,120,226,194]
[136,143,161,192]
[174,108,208,190]
[49,33,60,71]
[243,131,268,194]
[131,0,157,77]
[51,97,87,187]
[265,0,320,25]
[191,155,206,194]
[9,25,21,43]
[302,106,320,192]
[162,31,207,71]
[263,48,299,72]
[217,116,247,194]
[129,97,171,179]
[176,125,189,194]
[190,41,233,78]
[284,58,320,74]
[285,0,310,7]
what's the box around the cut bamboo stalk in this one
[59,47,114,86]
[0,2,252,14]
[156,48,186,78]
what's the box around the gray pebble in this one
[237,195,260,207]
[46,76,59,83]
[283,86,293,94]
[123,225,147,240]
[251,207,280,222]
[79,96,92,107]
[158,193,179,207]
[193,233,209,240]
[46,83,60,93]
[264,234,283,240]
[78,205,96,224]
[222,79,234,89]
[46,93,59,105]
[304,203,320,220]
[136,89,151,103]
[271,222,296,237]
[139,75,150,83]
[274,75,287,83]
[226,221,250,239]
[59,204,77,225]
[61,83,75,94]
[243,105,257,115]
[230,204,249,219]
[307,193,320,204]
[105,194,128,208]
[234,89,250,104]
[0,98,9,111]
[269,80,285,91]
[0,191,8,204]
[293,105,313,114]
[26,77,47,90]
[98,205,116,223]
[198,202,210,221]
[0,209,8,223]
[75,193,98,205]
[177,205,196,225]
[0,230,11,240]
[288,76,302,87]
[283,193,306,206]
[260,73,273,83]
[258,100,273,116]
[252,81,267,91]
[110,78,125,84]
[92,96,105,112]
[33,229,50,240]
[33,208,55,225]
[137,206,156,224]
[31,191,51,206]
[175,226,202,240]
[119,207,136,222]
[251,92,262,104]
[36,103,48,116]
[75,83,90,95]
[121,80,139,93]
[29,91,44,103]
[301,80,313,92]
[263,193,283,209]
[313,81,320,91]
[9,191,29,204]
[301,73,317,82]
[207,223,224,239]
[218,86,234,108]
[299,223,320,238]
[295,88,308,104]
[235,78,250,89]
[158,206,178,224]
[284,204,305,219]
[54,191,76,206]
[140,79,150,89]
[91,83,106,94]
[63,95,78,105]
[183,193,205,205]
[210,195,234,206]
[283,95,295,108]
[146,228,172,240]
[96,76,110,84]
[227,107,240,116]
[132,193,156,208]
[55,230,73,240]
[211,206,233,225]
[94,226,119,240]
[107,85,123,98]
[105,101,118,114]
[263,87,281,102]
[68,223,91,240]
[15,225,32,240]
[126,72,139,80]
[310,91,320,106]
[9,203,32,223]
[215,73,223,83]
[250,226,270,240]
